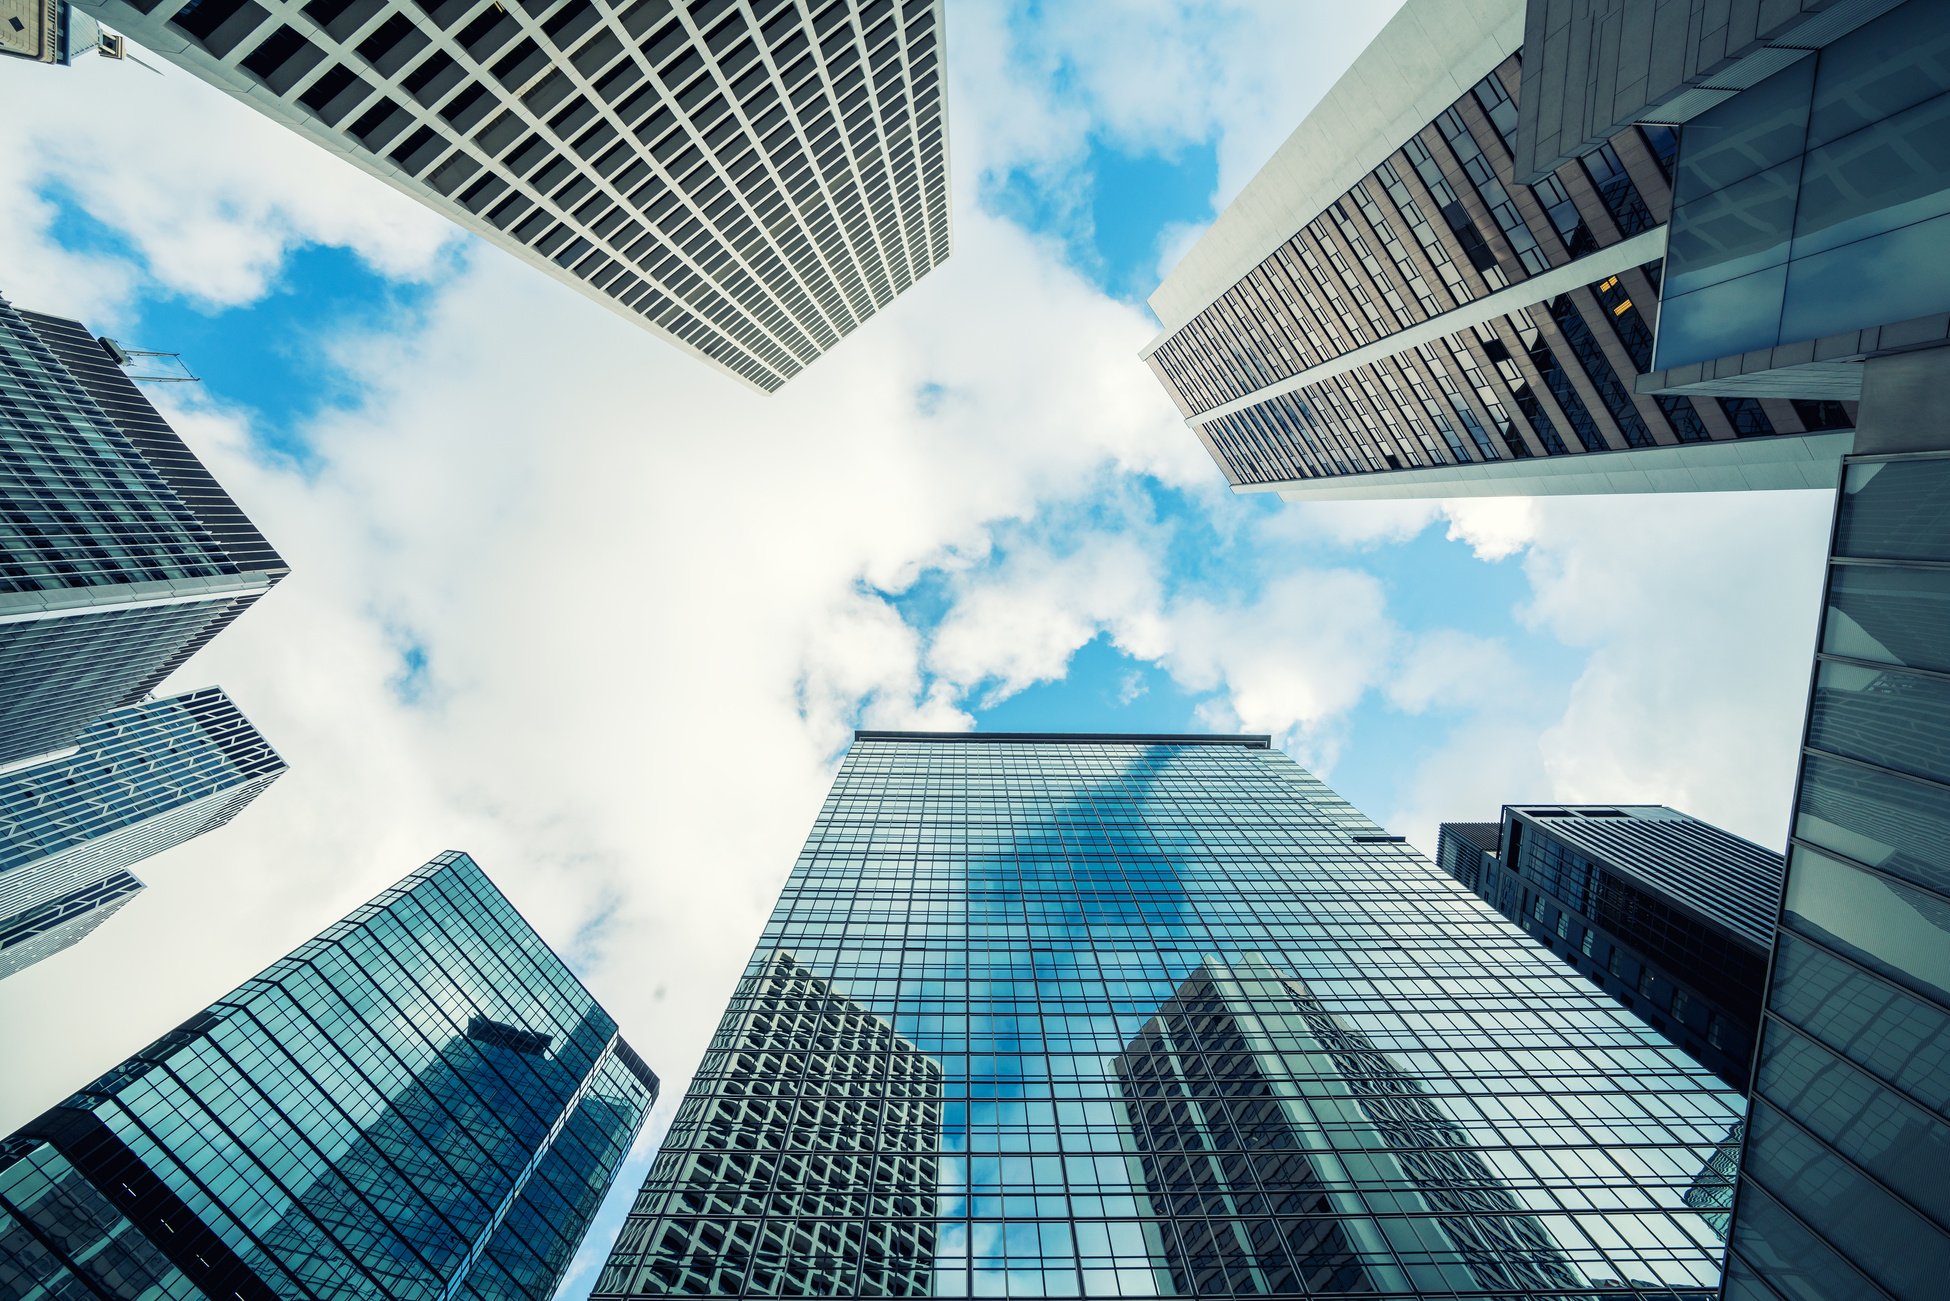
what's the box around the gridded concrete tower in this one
[599,949,941,1297]
[0,687,285,981]
[80,0,951,391]
[0,293,286,770]
[0,851,658,1299]
[1140,0,1854,502]
[595,731,1742,1299]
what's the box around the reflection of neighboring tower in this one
[264,1011,656,1300]
[598,951,941,1298]
[1117,957,1583,1298]
[1683,1121,1743,1242]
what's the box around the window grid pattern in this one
[1146,54,1858,489]
[92,0,949,393]
[0,688,285,984]
[0,297,285,768]
[600,735,1742,1298]
[0,851,660,1300]
[1727,449,1950,1299]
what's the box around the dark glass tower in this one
[596,732,1741,1299]
[0,687,286,982]
[1435,805,1783,1089]
[0,850,659,1299]
[0,292,287,770]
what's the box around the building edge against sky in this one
[70,0,952,392]
[0,850,658,1299]
[0,687,286,983]
[1139,0,1858,503]
[597,730,1743,1300]
[1435,805,1783,1092]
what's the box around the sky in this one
[0,2,1836,1295]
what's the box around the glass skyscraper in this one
[0,292,287,770]
[0,687,286,982]
[0,850,659,1299]
[597,731,1742,1299]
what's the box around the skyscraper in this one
[0,850,659,1299]
[595,731,1742,1299]
[77,0,952,391]
[1435,805,1783,1089]
[1140,0,1853,502]
[614,949,942,1296]
[1496,3,1950,1293]
[0,687,286,982]
[0,293,287,770]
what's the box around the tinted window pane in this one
[1756,1021,1950,1228]
[1796,753,1950,899]
[1651,266,1789,371]
[1806,660,1950,786]
[1835,458,1950,562]
[1673,56,1814,205]
[1769,932,1950,1115]
[1780,208,1950,346]
[1807,0,1950,148]
[1743,1100,1950,1300]
[1791,91,1950,261]
[1727,1178,1879,1301]
[1782,844,1950,1005]
[1823,564,1950,674]
[1667,160,1799,297]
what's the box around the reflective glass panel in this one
[1781,844,1950,1005]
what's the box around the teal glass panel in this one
[1806,660,1950,787]
[1834,458,1950,562]
[1782,844,1950,1006]
[1767,932,1950,1116]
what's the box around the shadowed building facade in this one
[1435,806,1783,1090]
[1140,0,1853,503]
[0,850,657,1299]
[0,687,285,982]
[74,0,950,391]
[595,731,1741,1299]
[0,293,286,771]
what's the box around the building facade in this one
[1717,383,1950,1301]
[0,293,286,770]
[596,731,1742,1299]
[1435,806,1783,1090]
[77,0,951,391]
[0,687,286,982]
[0,850,658,1299]
[1140,0,1854,503]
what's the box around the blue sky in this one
[0,4,1836,1296]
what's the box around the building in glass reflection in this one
[595,731,1741,1299]
[1435,805,1782,1089]
[1140,0,1853,505]
[0,687,285,982]
[0,292,286,771]
[71,0,950,392]
[0,850,658,1299]
[1116,957,1582,1297]
[608,949,941,1296]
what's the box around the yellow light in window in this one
[1612,299,1633,316]
[1599,276,1618,291]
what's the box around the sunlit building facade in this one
[77,0,952,391]
[0,850,658,1299]
[0,687,285,982]
[596,731,1741,1299]
[0,293,286,770]
[1140,0,1853,502]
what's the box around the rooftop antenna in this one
[98,336,200,384]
